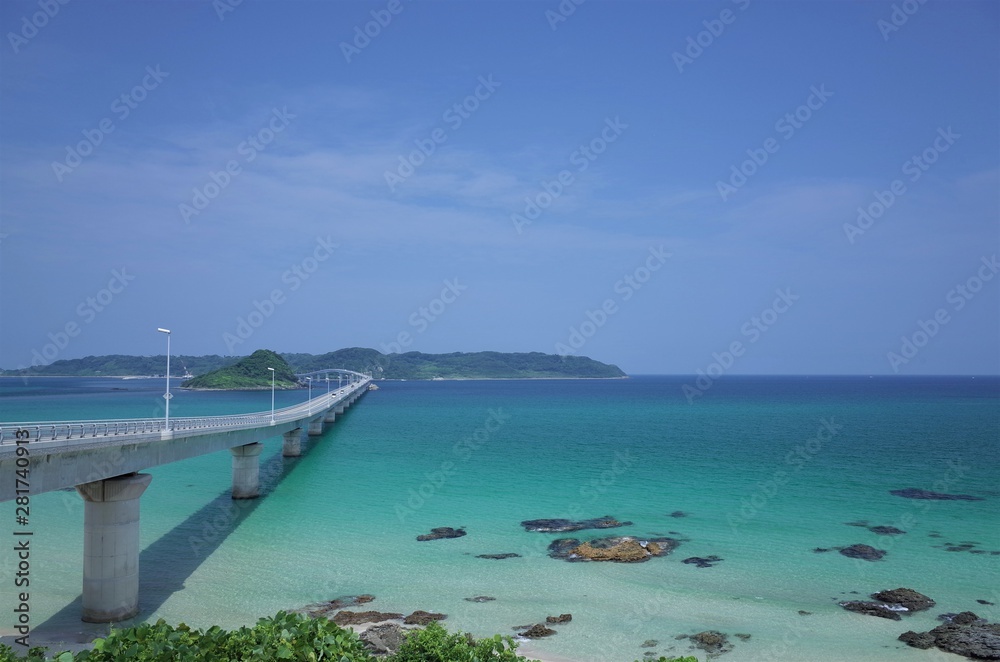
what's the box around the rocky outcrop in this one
[519,624,556,638]
[899,612,1000,660]
[840,588,935,621]
[403,610,446,625]
[546,535,678,562]
[293,594,375,619]
[476,553,520,560]
[546,614,572,624]
[890,488,984,501]
[465,596,496,603]
[520,516,632,533]
[871,588,935,612]
[333,610,404,626]
[360,623,408,656]
[840,601,903,620]
[838,544,886,561]
[416,527,466,541]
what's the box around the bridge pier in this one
[324,410,336,424]
[231,443,263,499]
[76,472,152,622]
[335,404,345,415]
[307,417,324,436]
[282,430,302,457]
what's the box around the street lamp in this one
[306,376,312,414]
[267,367,275,424]
[156,328,172,431]
[326,375,330,396]
[338,373,342,391]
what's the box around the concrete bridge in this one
[0,370,372,623]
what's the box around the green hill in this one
[283,348,626,380]
[181,350,299,390]
[3,348,627,381]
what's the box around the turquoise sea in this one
[1,375,998,661]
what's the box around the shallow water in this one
[1,375,998,661]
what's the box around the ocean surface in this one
[1,375,998,661]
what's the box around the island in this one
[181,349,300,390]
[2,348,627,382]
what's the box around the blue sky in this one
[1,0,997,375]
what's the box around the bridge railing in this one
[0,377,370,446]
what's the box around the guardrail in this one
[0,377,370,446]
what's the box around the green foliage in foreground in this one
[0,612,703,662]
[0,612,562,662]
[390,622,527,661]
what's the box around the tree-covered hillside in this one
[3,348,627,381]
[182,350,299,389]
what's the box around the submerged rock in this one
[520,516,632,533]
[668,511,689,518]
[465,596,496,603]
[416,527,466,541]
[476,553,520,560]
[899,612,1000,660]
[690,630,733,657]
[838,544,886,561]
[683,555,723,568]
[869,525,906,535]
[641,639,659,647]
[890,488,984,501]
[403,610,446,625]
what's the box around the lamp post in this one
[156,328,172,431]
[268,367,275,424]
[338,373,342,391]
[306,376,312,414]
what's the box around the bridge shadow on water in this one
[33,420,346,647]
